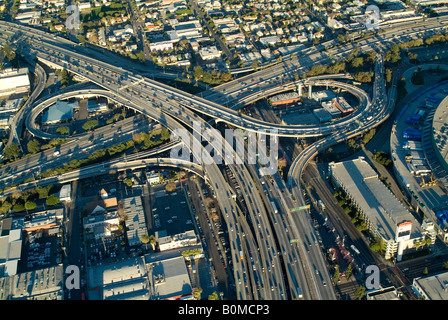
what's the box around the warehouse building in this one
[124,196,147,247]
[412,271,448,300]
[41,100,78,124]
[0,68,30,97]
[329,157,428,261]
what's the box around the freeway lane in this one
[202,16,448,103]
[0,23,374,138]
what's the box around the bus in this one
[350,245,360,255]
[271,201,278,214]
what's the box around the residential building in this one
[199,46,221,61]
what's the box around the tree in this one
[165,182,176,193]
[140,233,150,250]
[13,203,25,212]
[208,291,219,300]
[332,265,340,283]
[354,285,366,300]
[56,126,70,135]
[443,261,448,270]
[149,235,156,251]
[25,201,37,210]
[193,288,203,300]
[125,178,133,187]
[0,200,12,214]
[27,139,40,154]
[46,194,60,206]
[82,120,98,131]
[345,263,353,280]
[251,60,260,70]
[385,69,392,83]
[4,143,20,161]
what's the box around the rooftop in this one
[329,157,422,241]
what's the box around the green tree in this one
[251,60,260,70]
[165,182,176,193]
[27,139,40,154]
[13,203,25,212]
[140,233,150,250]
[125,178,133,187]
[0,200,12,214]
[56,126,70,135]
[46,194,60,206]
[345,263,353,280]
[82,120,98,131]
[193,288,203,300]
[24,201,36,210]
[332,265,340,283]
[207,291,219,300]
[443,261,448,270]
[4,143,20,161]
[354,285,366,300]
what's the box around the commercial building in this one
[145,254,194,300]
[0,218,22,277]
[146,171,160,185]
[311,90,335,102]
[158,230,199,251]
[0,68,30,97]
[199,46,222,61]
[87,253,194,300]
[332,96,353,116]
[58,184,71,202]
[23,209,64,233]
[412,271,448,300]
[269,92,301,106]
[87,256,151,300]
[259,36,280,46]
[329,157,427,261]
[0,265,64,300]
[321,100,342,118]
[313,108,332,123]
[83,211,120,240]
[124,196,147,247]
[41,100,78,124]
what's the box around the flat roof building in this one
[158,230,199,251]
[145,254,194,300]
[41,100,78,124]
[124,196,147,247]
[0,68,30,97]
[0,265,64,300]
[412,271,448,300]
[329,157,425,261]
[313,108,332,123]
[88,257,150,300]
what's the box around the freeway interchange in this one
[0,15,446,300]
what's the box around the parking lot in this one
[148,183,194,236]
[20,232,63,272]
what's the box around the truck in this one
[318,200,325,210]
[240,250,244,260]
[271,201,278,214]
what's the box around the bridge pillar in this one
[308,85,312,99]
[298,84,302,96]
